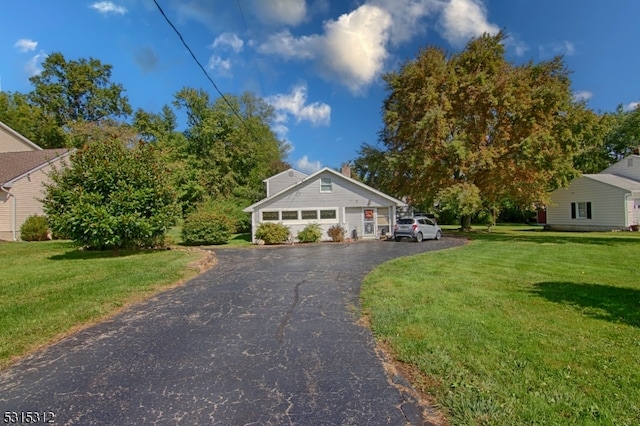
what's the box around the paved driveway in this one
[0,238,464,425]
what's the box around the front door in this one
[363,208,376,237]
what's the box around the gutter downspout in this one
[1,185,16,241]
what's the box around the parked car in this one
[393,216,442,242]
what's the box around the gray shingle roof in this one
[0,149,70,185]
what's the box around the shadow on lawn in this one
[531,281,640,328]
[49,248,157,261]
[452,228,640,246]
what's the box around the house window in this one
[301,210,318,220]
[320,209,337,219]
[282,211,298,221]
[320,178,332,192]
[262,211,279,221]
[571,202,592,219]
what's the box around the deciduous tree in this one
[375,32,591,228]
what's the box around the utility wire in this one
[152,0,253,134]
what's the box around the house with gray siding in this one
[545,154,640,231]
[244,167,405,242]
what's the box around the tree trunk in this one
[460,215,472,231]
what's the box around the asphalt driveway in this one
[0,237,464,425]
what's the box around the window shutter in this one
[571,203,576,219]
[587,202,592,219]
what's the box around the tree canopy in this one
[363,32,601,227]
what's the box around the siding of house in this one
[253,170,399,241]
[264,169,307,197]
[0,122,41,153]
[0,161,59,240]
[546,177,629,231]
[601,155,640,181]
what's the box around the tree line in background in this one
[3,33,640,247]
[0,52,289,249]
[353,32,640,229]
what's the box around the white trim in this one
[0,120,43,151]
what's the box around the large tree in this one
[29,52,132,129]
[375,32,592,228]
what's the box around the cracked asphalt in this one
[0,237,465,425]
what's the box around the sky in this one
[1,1,639,174]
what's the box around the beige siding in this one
[0,191,11,240]
[547,177,629,231]
[0,124,39,153]
[0,159,64,240]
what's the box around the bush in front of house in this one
[182,210,231,245]
[196,197,250,233]
[255,222,290,245]
[297,223,322,243]
[327,224,346,242]
[20,215,50,241]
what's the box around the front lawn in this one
[361,227,640,425]
[0,241,203,370]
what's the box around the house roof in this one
[0,149,71,186]
[583,173,640,192]
[0,120,43,152]
[244,167,405,212]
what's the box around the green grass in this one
[0,241,203,370]
[167,226,252,247]
[361,226,640,425]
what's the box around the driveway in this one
[0,238,464,425]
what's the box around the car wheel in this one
[415,232,423,242]
[435,230,442,240]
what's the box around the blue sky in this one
[1,1,639,173]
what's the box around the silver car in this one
[393,216,442,242]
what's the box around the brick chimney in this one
[341,163,351,178]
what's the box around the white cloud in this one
[370,0,440,44]
[14,39,37,52]
[624,102,639,112]
[25,52,47,76]
[207,55,232,76]
[539,41,577,58]
[211,33,244,53]
[267,84,331,126]
[259,4,392,94]
[252,0,307,26]
[573,90,593,102]
[503,35,529,57]
[90,1,127,15]
[295,155,322,174]
[440,0,499,47]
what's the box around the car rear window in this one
[397,218,415,224]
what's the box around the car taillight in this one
[412,224,418,230]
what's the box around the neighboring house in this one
[545,154,640,231]
[244,166,406,242]
[0,121,71,241]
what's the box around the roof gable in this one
[583,173,640,192]
[0,120,42,152]
[0,149,71,185]
[244,167,404,212]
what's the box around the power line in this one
[152,0,252,133]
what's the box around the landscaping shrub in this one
[20,215,50,241]
[297,223,322,243]
[182,211,231,245]
[197,198,250,233]
[255,222,290,245]
[327,224,346,242]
